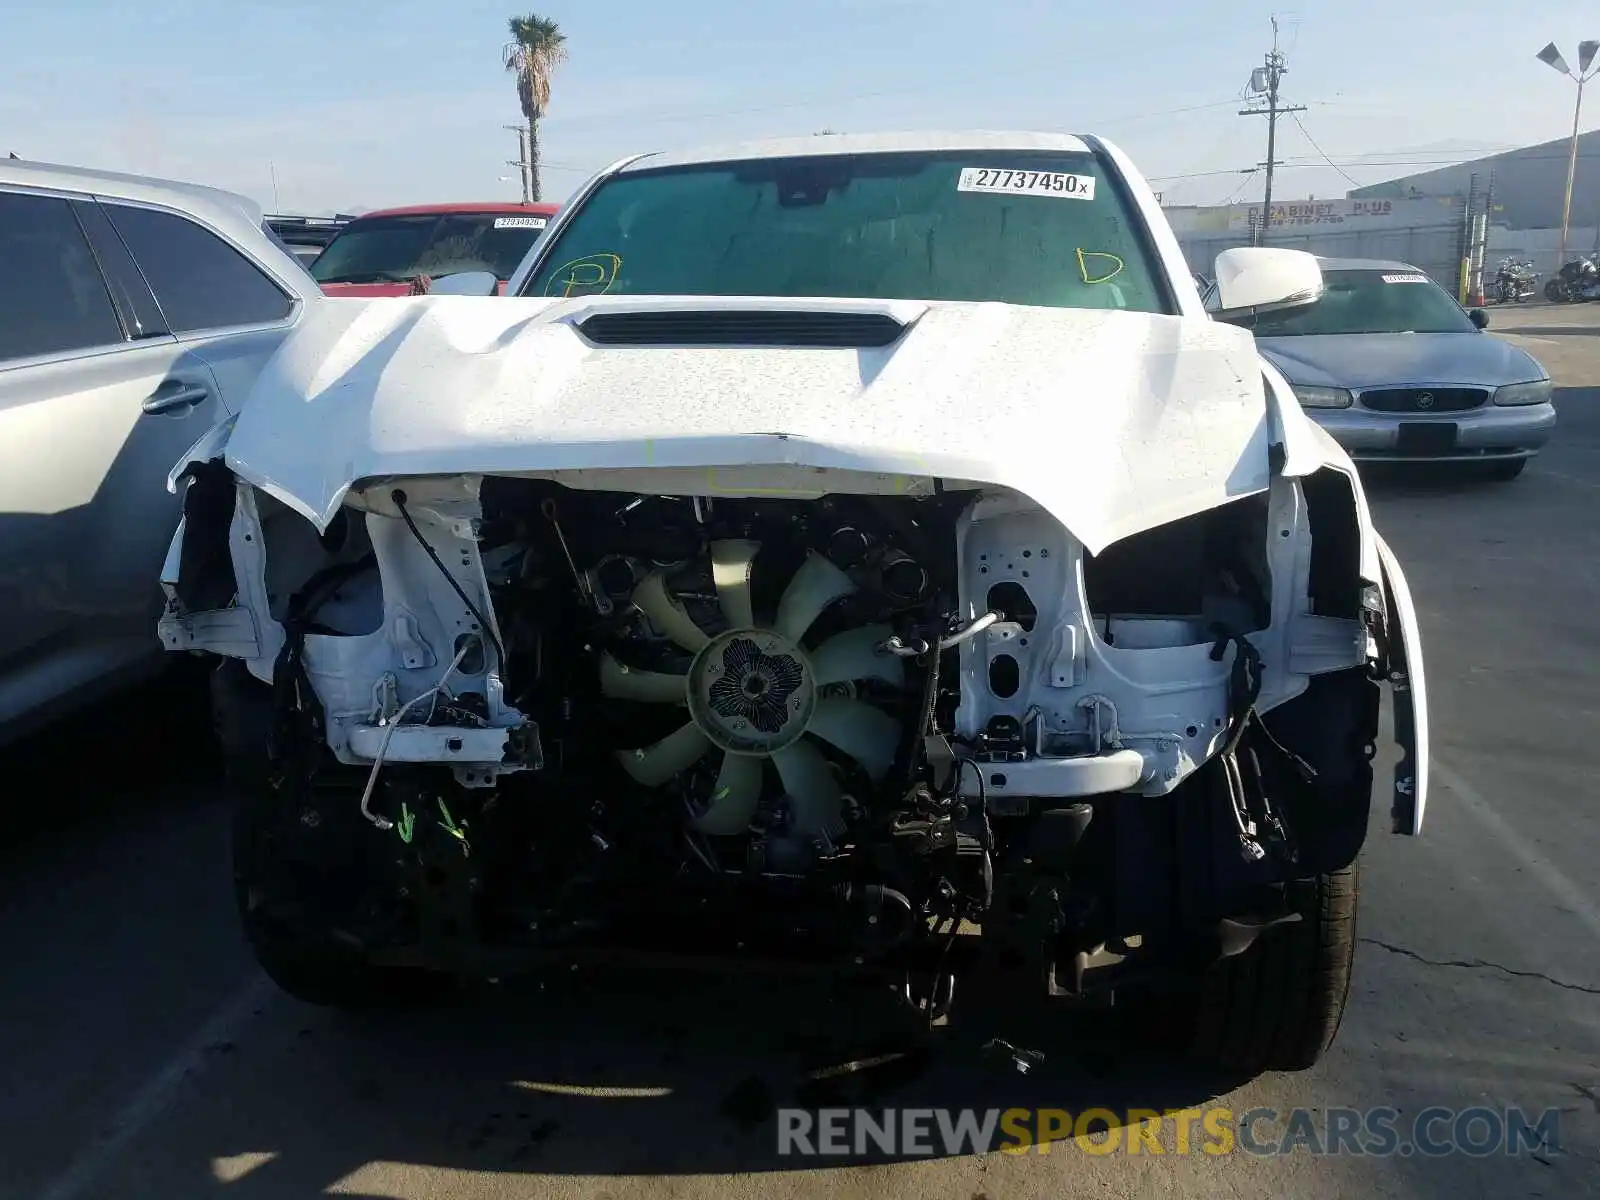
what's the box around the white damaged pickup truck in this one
[157,131,1427,1075]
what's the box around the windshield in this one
[1247,268,1476,336]
[311,211,548,284]
[519,150,1170,312]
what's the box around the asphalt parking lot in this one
[2,301,1597,1199]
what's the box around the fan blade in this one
[710,539,760,630]
[599,652,688,704]
[811,624,906,689]
[694,751,764,835]
[631,569,711,653]
[807,697,902,782]
[616,721,711,786]
[772,738,845,840]
[773,551,857,642]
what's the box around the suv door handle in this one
[143,381,211,416]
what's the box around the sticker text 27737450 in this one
[957,167,1096,200]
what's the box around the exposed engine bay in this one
[481,482,967,869]
[168,462,1389,1006]
[458,483,989,983]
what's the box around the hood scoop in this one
[576,309,907,349]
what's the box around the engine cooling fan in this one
[601,541,908,841]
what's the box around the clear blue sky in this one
[4,0,1597,214]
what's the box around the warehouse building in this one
[1171,131,1600,289]
[1348,130,1600,233]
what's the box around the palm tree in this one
[502,13,567,202]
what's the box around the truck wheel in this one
[216,662,452,1011]
[1189,864,1359,1073]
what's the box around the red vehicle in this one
[309,201,561,296]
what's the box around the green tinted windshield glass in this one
[1249,269,1475,335]
[523,151,1169,312]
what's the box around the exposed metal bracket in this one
[157,606,260,658]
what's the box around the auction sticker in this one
[494,216,547,229]
[957,167,1096,200]
[1381,273,1429,283]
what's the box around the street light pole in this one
[1536,39,1600,269]
[1560,75,1586,266]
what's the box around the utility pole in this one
[1239,18,1307,246]
[503,123,534,203]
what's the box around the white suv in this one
[0,159,322,742]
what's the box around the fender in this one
[1258,353,1328,479]
[166,413,238,494]
[1375,533,1429,835]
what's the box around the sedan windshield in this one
[519,150,1170,313]
[311,212,548,284]
[1248,268,1476,336]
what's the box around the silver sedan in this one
[1206,256,1556,480]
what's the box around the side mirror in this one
[425,270,499,297]
[1210,247,1324,319]
[1469,308,1489,329]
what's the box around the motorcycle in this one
[1543,255,1600,302]
[1491,257,1538,303]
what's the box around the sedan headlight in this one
[1291,384,1354,409]
[1493,378,1553,406]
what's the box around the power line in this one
[1289,111,1361,188]
[1149,166,1260,183]
[1151,144,1600,186]
[1100,97,1246,126]
[1215,169,1260,206]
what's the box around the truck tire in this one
[1189,864,1359,1073]
[215,662,452,1011]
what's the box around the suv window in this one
[102,203,293,333]
[71,200,169,340]
[0,191,124,362]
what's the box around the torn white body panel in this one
[217,293,1290,557]
[167,464,1379,805]
[948,472,1337,801]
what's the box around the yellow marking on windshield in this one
[545,253,623,297]
[1077,249,1125,285]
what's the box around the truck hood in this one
[222,295,1281,556]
